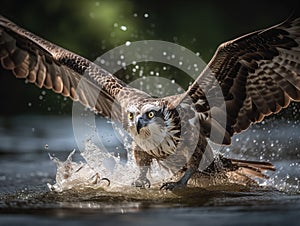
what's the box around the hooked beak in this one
[136,116,147,134]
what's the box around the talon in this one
[132,177,151,188]
[160,181,186,190]
[100,177,110,186]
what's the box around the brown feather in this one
[0,14,132,122]
[185,17,300,142]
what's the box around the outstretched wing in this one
[187,17,300,144]
[0,15,132,121]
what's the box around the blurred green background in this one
[0,0,299,116]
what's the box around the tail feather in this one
[224,157,276,179]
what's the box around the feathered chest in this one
[135,127,180,158]
[128,103,200,159]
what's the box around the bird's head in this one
[125,100,181,155]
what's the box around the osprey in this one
[0,15,299,190]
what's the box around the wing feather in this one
[0,15,131,121]
[186,16,300,143]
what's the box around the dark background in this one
[0,0,299,117]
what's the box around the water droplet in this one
[120,25,127,31]
[139,70,143,77]
[144,13,149,18]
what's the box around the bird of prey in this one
[0,15,299,190]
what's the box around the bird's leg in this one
[132,145,153,188]
[160,167,197,190]
[160,136,209,190]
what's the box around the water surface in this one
[0,115,299,226]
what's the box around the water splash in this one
[48,140,173,192]
[47,150,110,192]
[48,139,299,194]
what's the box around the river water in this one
[0,115,299,226]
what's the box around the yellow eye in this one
[147,111,155,119]
[128,112,134,120]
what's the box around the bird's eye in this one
[147,111,155,119]
[128,112,134,120]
